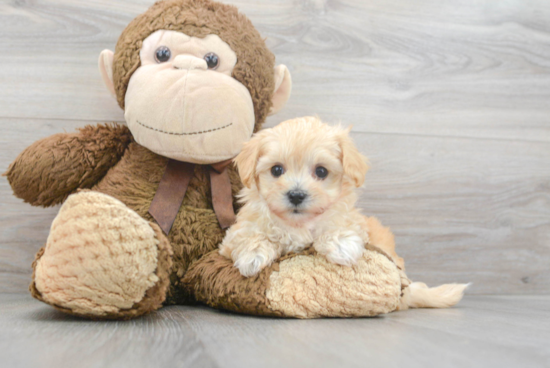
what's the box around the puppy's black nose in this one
[287,190,307,206]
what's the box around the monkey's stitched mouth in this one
[135,120,233,136]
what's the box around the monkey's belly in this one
[163,205,226,305]
[92,142,226,304]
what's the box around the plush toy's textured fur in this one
[264,248,402,318]
[185,246,405,318]
[82,126,242,305]
[30,191,173,319]
[6,124,131,207]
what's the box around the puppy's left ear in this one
[235,133,264,188]
[338,127,369,187]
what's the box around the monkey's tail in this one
[399,282,470,310]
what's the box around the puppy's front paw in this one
[234,252,273,277]
[316,231,365,267]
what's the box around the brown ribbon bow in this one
[149,159,236,235]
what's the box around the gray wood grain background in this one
[1,293,549,368]
[1,0,549,295]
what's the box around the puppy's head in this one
[235,116,368,226]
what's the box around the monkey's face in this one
[99,1,292,164]
[119,30,254,164]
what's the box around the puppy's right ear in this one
[338,126,369,188]
[235,134,263,188]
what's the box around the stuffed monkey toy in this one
[5,0,452,320]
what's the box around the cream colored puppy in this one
[220,116,372,277]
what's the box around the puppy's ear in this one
[338,127,369,187]
[235,134,264,188]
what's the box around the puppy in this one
[219,116,375,277]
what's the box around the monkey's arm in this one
[4,123,132,207]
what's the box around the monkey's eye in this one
[271,165,285,178]
[155,46,171,63]
[315,166,329,179]
[204,52,219,69]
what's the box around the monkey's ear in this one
[268,65,292,116]
[98,49,116,99]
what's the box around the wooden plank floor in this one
[0,294,548,368]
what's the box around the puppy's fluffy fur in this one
[221,117,469,309]
[220,116,375,277]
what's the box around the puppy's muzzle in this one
[287,190,308,206]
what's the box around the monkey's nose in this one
[172,55,208,71]
[287,190,308,206]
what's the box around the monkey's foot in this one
[31,191,172,319]
[185,246,404,318]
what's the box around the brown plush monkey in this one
[5,0,411,319]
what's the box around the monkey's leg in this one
[30,191,173,320]
[183,247,404,318]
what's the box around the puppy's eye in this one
[204,52,219,69]
[155,46,171,63]
[271,165,285,178]
[315,166,329,179]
